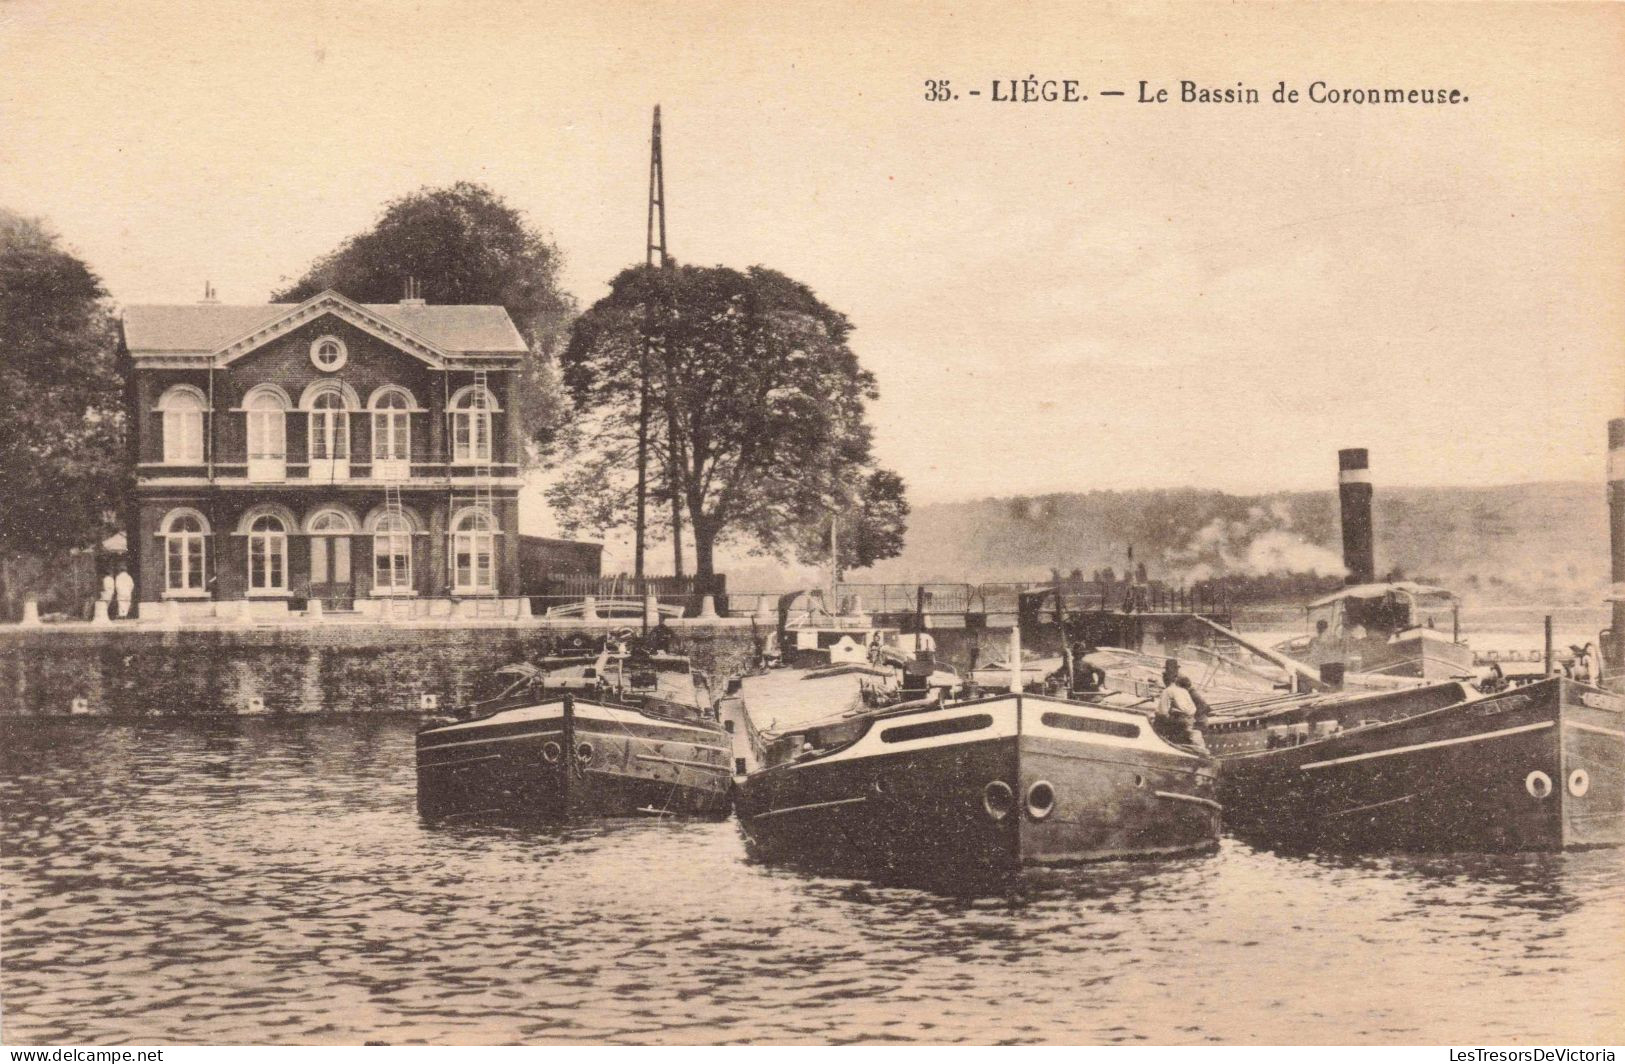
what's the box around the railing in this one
[525,577,1237,627]
[724,581,1232,624]
[843,582,1229,618]
[530,574,728,618]
[834,582,976,617]
[1027,583,1233,617]
[140,457,523,483]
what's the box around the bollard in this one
[644,593,660,626]
[698,594,718,619]
[582,595,599,622]
[91,600,110,626]
[20,599,41,627]
[756,597,775,621]
[517,597,532,620]
[306,598,324,622]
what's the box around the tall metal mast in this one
[639,104,685,577]
[647,105,668,268]
[633,108,661,579]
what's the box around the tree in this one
[273,182,575,449]
[0,210,124,554]
[796,468,910,575]
[551,263,907,579]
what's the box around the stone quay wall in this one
[0,620,760,718]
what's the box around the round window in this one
[310,335,347,372]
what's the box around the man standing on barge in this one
[1155,673,1209,752]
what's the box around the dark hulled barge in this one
[416,646,735,820]
[1213,677,1624,852]
[733,671,1221,880]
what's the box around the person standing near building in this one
[113,564,134,620]
[99,570,115,619]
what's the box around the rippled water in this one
[3,715,1622,1045]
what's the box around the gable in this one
[220,316,443,393]
[213,291,449,367]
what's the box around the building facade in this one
[121,289,529,620]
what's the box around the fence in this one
[723,581,1233,625]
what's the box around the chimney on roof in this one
[400,276,426,306]
[199,281,219,304]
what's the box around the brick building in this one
[120,288,531,620]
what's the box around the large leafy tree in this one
[273,182,575,448]
[0,210,123,553]
[551,263,906,579]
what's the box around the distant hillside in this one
[837,482,1609,606]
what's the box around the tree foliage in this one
[796,468,910,575]
[550,263,907,578]
[272,182,575,449]
[0,209,124,553]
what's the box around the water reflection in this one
[2,717,1621,1045]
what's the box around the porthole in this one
[575,741,594,765]
[310,335,347,372]
[1026,780,1057,820]
[1525,770,1553,799]
[1568,769,1590,798]
[982,780,1014,821]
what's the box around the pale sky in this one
[4,1,1622,515]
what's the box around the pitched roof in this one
[123,297,528,356]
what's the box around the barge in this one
[416,643,737,820]
[733,645,1221,880]
[1215,677,1624,852]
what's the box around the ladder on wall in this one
[380,477,410,622]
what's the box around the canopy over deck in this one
[1308,581,1457,610]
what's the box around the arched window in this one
[451,508,496,594]
[247,513,288,593]
[157,386,206,464]
[369,388,413,480]
[160,508,209,594]
[449,386,497,464]
[244,387,288,482]
[306,509,355,591]
[308,389,351,481]
[372,512,414,593]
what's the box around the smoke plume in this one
[1169,501,1346,582]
